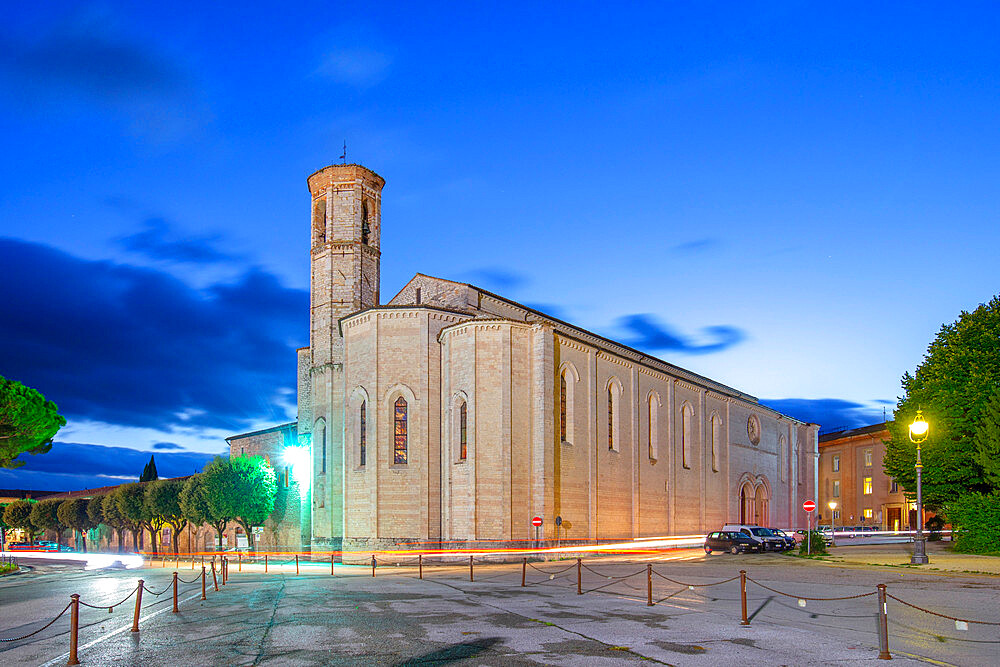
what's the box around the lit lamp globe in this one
[909,410,929,443]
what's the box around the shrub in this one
[925,515,945,541]
[798,530,829,556]
[948,492,1000,553]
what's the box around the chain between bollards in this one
[418,554,423,579]
[877,583,891,659]
[740,570,749,625]
[132,580,144,632]
[647,564,653,606]
[67,594,80,665]
[201,566,207,600]
[172,572,179,613]
[577,558,582,595]
[521,557,527,587]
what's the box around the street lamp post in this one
[909,410,930,564]
[827,501,837,547]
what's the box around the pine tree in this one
[139,455,158,482]
[974,387,1000,489]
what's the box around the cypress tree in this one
[139,455,158,482]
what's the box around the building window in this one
[359,402,367,467]
[864,448,873,467]
[608,388,614,450]
[778,434,787,482]
[833,480,840,498]
[648,394,659,461]
[863,508,873,520]
[710,414,722,472]
[832,454,840,472]
[560,374,567,442]
[312,198,326,244]
[393,397,408,465]
[863,477,873,495]
[681,403,693,469]
[459,401,467,460]
[321,425,326,474]
[283,466,290,488]
[890,479,898,493]
[833,510,841,520]
[361,200,370,245]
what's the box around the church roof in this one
[375,273,816,426]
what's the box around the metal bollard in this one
[331,554,335,576]
[739,570,749,625]
[68,594,80,665]
[172,572,179,613]
[211,560,219,592]
[296,554,299,576]
[239,552,242,572]
[132,580,144,632]
[469,555,474,582]
[877,584,891,660]
[265,554,268,573]
[522,557,527,587]
[201,566,207,600]
[372,555,377,577]
[647,564,653,606]
[418,554,423,579]
[577,558,582,595]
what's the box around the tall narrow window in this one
[711,415,722,473]
[361,200,370,245]
[393,397,408,464]
[560,375,567,442]
[778,434,787,482]
[459,401,467,460]
[833,480,841,497]
[316,420,326,475]
[681,404,693,469]
[359,402,367,466]
[832,454,840,472]
[864,448,873,467]
[608,388,614,450]
[321,425,326,474]
[863,477,873,495]
[648,394,659,461]
[312,198,326,244]
[283,466,290,488]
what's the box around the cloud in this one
[759,398,889,431]
[671,238,722,254]
[152,442,183,450]
[0,237,307,434]
[617,314,746,355]
[464,268,528,292]
[0,441,221,492]
[316,47,391,86]
[117,218,239,265]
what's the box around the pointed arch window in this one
[393,397,408,464]
[361,200,370,245]
[607,380,621,452]
[359,402,367,467]
[459,401,468,460]
[608,388,615,451]
[778,435,788,482]
[315,419,326,475]
[681,403,693,469]
[710,414,722,472]
[648,394,659,461]
[560,374,567,442]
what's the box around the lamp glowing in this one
[827,501,837,511]
[909,410,929,443]
[283,445,310,488]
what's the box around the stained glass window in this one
[394,397,408,464]
[560,375,567,442]
[359,402,366,466]
[459,402,467,460]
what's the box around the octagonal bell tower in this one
[303,163,384,548]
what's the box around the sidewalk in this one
[823,541,1000,575]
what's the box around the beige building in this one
[818,423,911,531]
[229,163,820,555]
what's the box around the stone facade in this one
[227,163,819,555]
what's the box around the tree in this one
[0,375,65,468]
[140,455,158,483]
[102,494,128,552]
[973,387,1000,488]
[30,498,65,545]
[145,479,187,555]
[201,456,277,551]
[57,499,92,552]
[86,494,106,550]
[114,483,153,553]
[180,474,228,550]
[3,500,34,544]
[884,295,1000,507]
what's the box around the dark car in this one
[767,528,796,550]
[704,531,761,554]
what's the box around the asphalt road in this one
[1,548,997,666]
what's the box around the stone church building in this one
[228,163,819,554]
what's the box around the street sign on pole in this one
[802,500,816,513]
[531,516,543,527]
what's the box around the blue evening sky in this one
[2,2,998,490]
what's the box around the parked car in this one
[704,531,762,554]
[768,528,796,550]
[722,524,787,551]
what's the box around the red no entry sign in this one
[803,500,816,513]
[531,516,543,527]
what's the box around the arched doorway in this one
[754,485,769,525]
[739,481,755,523]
